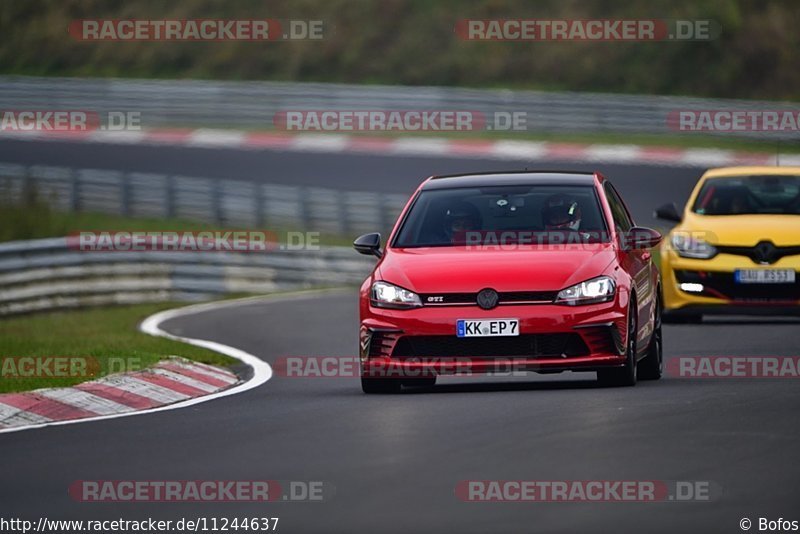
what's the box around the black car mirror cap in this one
[622,226,663,250]
[654,202,682,223]
[353,232,383,258]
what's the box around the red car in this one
[354,171,663,393]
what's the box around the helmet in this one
[542,194,581,231]
[443,201,481,237]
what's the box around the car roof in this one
[702,166,800,179]
[421,171,598,190]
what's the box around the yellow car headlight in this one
[670,234,718,259]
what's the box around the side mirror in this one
[623,226,663,250]
[353,233,383,258]
[654,202,682,223]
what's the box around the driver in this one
[542,194,582,231]
[728,189,750,214]
[443,201,481,240]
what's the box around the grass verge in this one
[0,302,237,394]
[0,201,354,246]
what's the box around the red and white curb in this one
[2,129,795,167]
[0,296,276,434]
[0,357,239,429]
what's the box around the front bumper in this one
[661,248,800,314]
[360,300,628,377]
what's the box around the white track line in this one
[0,289,345,434]
[187,129,247,148]
[490,140,548,160]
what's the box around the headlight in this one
[670,234,717,259]
[556,276,616,305]
[371,281,422,309]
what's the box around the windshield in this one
[692,175,800,216]
[392,185,609,248]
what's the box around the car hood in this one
[377,245,617,293]
[678,213,800,246]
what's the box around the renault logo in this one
[476,288,499,310]
[753,241,777,265]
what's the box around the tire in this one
[637,294,663,381]
[361,376,402,394]
[597,299,638,387]
[403,376,436,389]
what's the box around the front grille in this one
[716,242,800,265]
[676,270,800,302]
[391,334,589,359]
[419,290,557,306]
[500,291,558,303]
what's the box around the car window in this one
[393,185,609,247]
[604,183,633,232]
[692,175,800,215]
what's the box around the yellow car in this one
[655,166,800,322]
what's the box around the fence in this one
[1,76,798,139]
[0,237,373,315]
[0,160,404,315]
[0,162,408,236]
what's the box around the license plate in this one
[735,269,796,284]
[456,319,519,337]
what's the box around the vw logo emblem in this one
[476,288,499,310]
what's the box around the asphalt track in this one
[2,138,799,533]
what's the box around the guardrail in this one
[1,75,798,139]
[0,160,398,315]
[0,161,408,236]
[0,237,373,315]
